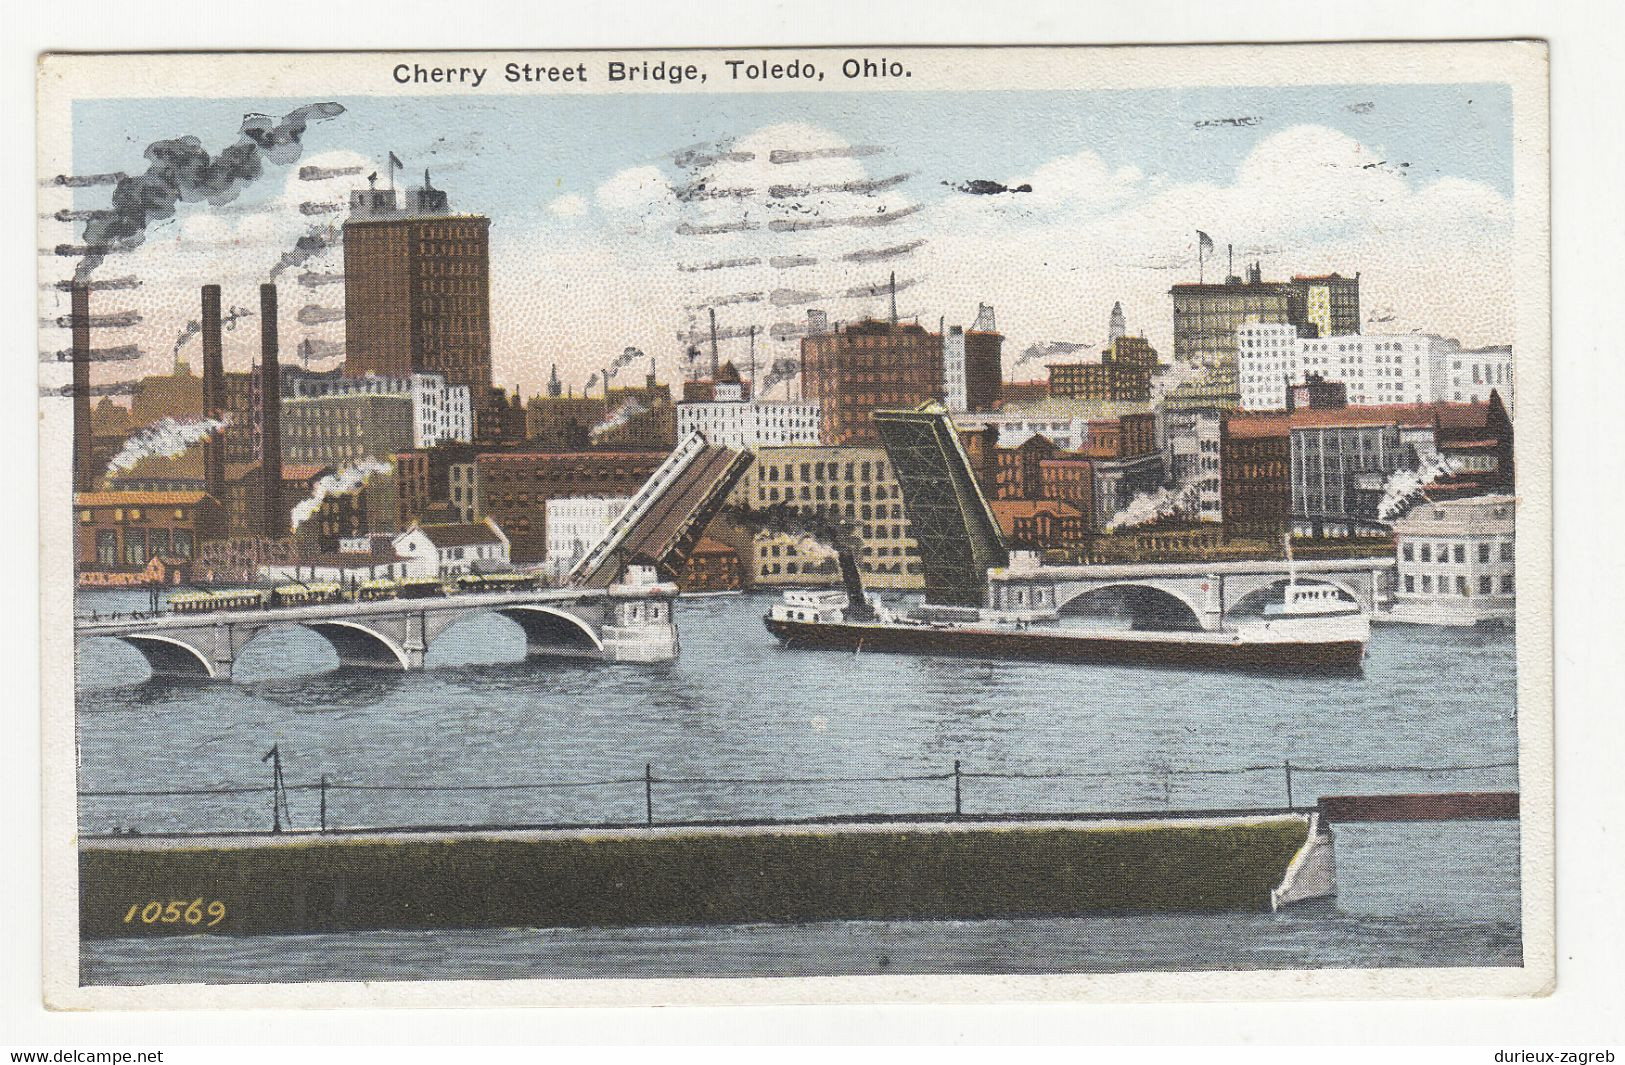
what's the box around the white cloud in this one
[596,166,672,213]
[548,193,589,218]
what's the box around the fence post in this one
[319,775,328,833]
[645,762,654,826]
[953,759,962,817]
[262,745,282,834]
[1284,758,1294,809]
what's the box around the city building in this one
[1168,262,1295,409]
[1239,327,1459,411]
[280,391,415,467]
[1220,413,1291,542]
[545,496,633,573]
[680,537,744,593]
[1046,303,1159,403]
[525,392,604,449]
[1046,334,1158,403]
[1388,494,1516,626]
[128,356,205,427]
[1036,454,1095,518]
[1444,344,1515,413]
[74,490,227,573]
[341,175,496,436]
[994,434,1059,500]
[676,359,820,447]
[989,498,1088,552]
[728,445,924,590]
[1080,414,1165,528]
[392,518,511,578]
[1287,273,1361,338]
[1287,374,1349,411]
[956,397,1153,451]
[288,370,473,448]
[1165,408,1224,524]
[475,450,667,563]
[800,318,946,445]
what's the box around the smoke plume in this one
[589,398,649,441]
[290,458,393,530]
[1104,482,1201,533]
[1377,453,1456,521]
[272,224,343,281]
[105,417,228,475]
[73,101,345,280]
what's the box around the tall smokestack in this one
[70,284,93,491]
[747,325,756,401]
[200,285,227,503]
[708,307,719,381]
[258,283,286,539]
[889,271,898,325]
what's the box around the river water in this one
[72,589,1523,985]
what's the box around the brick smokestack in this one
[258,283,286,539]
[71,284,93,491]
[200,285,227,503]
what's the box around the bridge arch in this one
[114,633,218,680]
[1055,581,1206,631]
[1227,576,1362,617]
[494,605,604,656]
[300,620,412,671]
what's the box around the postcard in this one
[37,41,1552,1008]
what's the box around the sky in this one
[42,82,1516,400]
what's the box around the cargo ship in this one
[764,545,1369,675]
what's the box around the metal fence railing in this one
[77,747,1519,838]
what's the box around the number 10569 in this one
[123,899,226,927]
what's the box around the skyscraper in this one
[342,173,494,423]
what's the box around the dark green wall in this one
[82,818,1308,939]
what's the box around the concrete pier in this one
[80,811,1316,939]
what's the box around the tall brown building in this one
[800,319,945,445]
[342,178,494,417]
[474,450,667,563]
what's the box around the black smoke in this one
[73,101,345,280]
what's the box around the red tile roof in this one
[75,491,213,506]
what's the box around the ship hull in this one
[764,616,1365,675]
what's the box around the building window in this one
[1402,543,1413,561]
[1501,541,1514,561]
[1479,576,1492,595]
[1422,575,1433,592]
[1404,575,1415,593]
[1501,574,1514,594]
[1478,543,1491,563]
[1453,544,1466,564]
[1420,544,1431,562]
[1456,576,1469,597]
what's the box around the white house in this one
[1387,494,1515,626]
[391,518,510,578]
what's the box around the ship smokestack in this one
[200,285,227,503]
[71,283,93,491]
[258,283,286,538]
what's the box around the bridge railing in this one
[77,755,1519,838]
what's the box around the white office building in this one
[1443,344,1514,412]
[676,400,822,448]
[1387,494,1515,626]
[1238,327,1497,412]
[545,496,633,573]
[943,326,968,413]
[289,370,473,448]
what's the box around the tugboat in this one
[764,538,1369,675]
